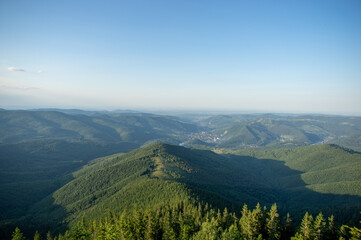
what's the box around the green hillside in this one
[18,143,361,236]
[0,110,199,144]
[25,143,259,231]
[229,144,361,196]
[194,114,361,150]
[0,109,201,225]
[1,110,361,239]
[0,140,138,221]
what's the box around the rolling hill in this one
[1,109,361,238]
[193,114,361,150]
[0,109,201,229]
[20,143,361,235]
[0,110,199,144]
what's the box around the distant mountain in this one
[30,108,142,116]
[23,143,361,233]
[0,110,199,144]
[195,114,361,150]
[1,110,361,238]
[0,109,201,228]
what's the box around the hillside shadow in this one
[220,152,361,222]
[169,146,361,224]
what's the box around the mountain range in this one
[0,109,360,239]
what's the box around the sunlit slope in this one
[199,115,361,150]
[28,143,361,232]
[28,143,268,228]
[232,144,361,196]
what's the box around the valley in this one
[0,109,361,239]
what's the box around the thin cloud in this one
[8,67,26,72]
[0,85,40,91]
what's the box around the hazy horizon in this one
[1,1,360,115]
[2,106,361,117]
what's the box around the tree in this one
[162,211,176,240]
[313,213,326,240]
[266,203,281,240]
[324,215,338,240]
[12,228,25,240]
[298,212,313,240]
[221,224,241,240]
[33,231,41,240]
[282,213,294,240]
[341,214,361,240]
[239,204,252,239]
[251,203,263,237]
[192,217,219,240]
[46,231,52,240]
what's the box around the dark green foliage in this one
[231,144,361,197]
[11,228,25,240]
[12,202,356,240]
[7,142,359,239]
[2,109,361,239]
[33,231,41,240]
[266,204,281,240]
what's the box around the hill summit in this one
[26,143,361,233]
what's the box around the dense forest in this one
[1,110,361,239]
[10,201,361,239]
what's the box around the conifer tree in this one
[162,210,176,240]
[46,231,52,240]
[298,212,313,240]
[221,223,241,240]
[313,212,326,240]
[12,228,25,240]
[324,215,338,240]
[282,213,294,240]
[252,203,264,238]
[266,203,281,240]
[222,208,231,230]
[33,231,41,240]
[193,217,219,240]
[144,208,157,240]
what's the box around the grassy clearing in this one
[151,157,169,178]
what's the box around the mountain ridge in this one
[20,143,361,235]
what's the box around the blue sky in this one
[0,0,360,114]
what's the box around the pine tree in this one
[144,208,157,240]
[33,231,41,240]
[251,203,263,238]
[12,228,25,240]
[222,208,231,230]
[313,212,326,240]
[239,204,252,239]
[282,213,294,240]
[298,212,313,240]
[266,203,281,240]
[193,217,219,240]
[324,215,338,240]
[46,231,52,240]
[221,223,241,240]
[133,206,145,239]
[162,210,176,240]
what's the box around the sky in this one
[0,0,360,115]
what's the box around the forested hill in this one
[0,110,199,144]
[1,109,361,239]
[18,143,361,237]
[0,109,201,236]
[194,114,361,150]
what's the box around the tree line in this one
[10,201,361,240]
